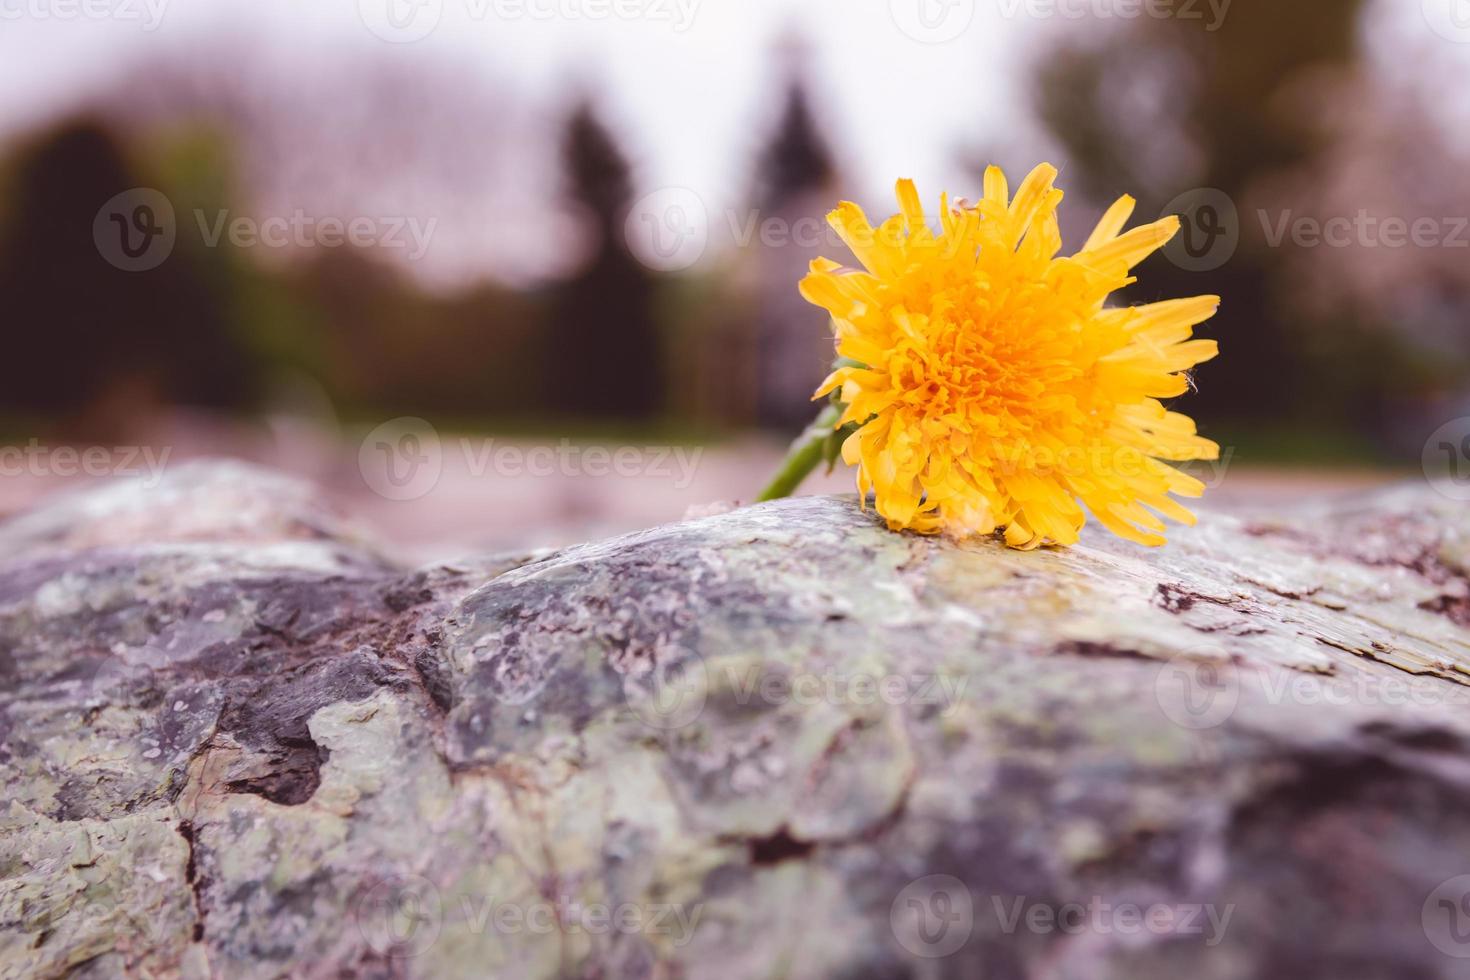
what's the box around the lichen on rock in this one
[3,462,1470,978]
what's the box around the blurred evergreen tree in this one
[746,56,841,430]
[547,100,662,421]
[752,71,836,212]
[0,118,256,436]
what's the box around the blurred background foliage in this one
[0,0,1466,466]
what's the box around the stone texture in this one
[3,462,1470,978]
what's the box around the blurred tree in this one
[291,248,546,421]
[102,46,532,286]
[1026,0,1415,429]
[0,119,256,437]
[752,66,836,212]
[72,46,557,427]
[547,100,663,421]
[746,48,843,430]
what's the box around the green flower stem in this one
[757,403,844,502]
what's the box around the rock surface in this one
[3,460,1470,979]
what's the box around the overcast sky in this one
[0,0,1463,283]
[0,1,1053,198]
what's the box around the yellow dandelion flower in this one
[796,163,1220,549]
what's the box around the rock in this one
[0,459,376,562]
[2,462,1469,979]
